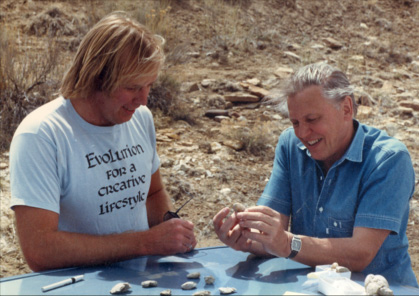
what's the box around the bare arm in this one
[146,169,174,227]
[238,206,390,272]
[14,169,196,272]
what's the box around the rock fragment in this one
[233,203,245,213]
[364,274,393,295]
[219,287,237,294]
[193,291,211,296]
[224,93,260,103]
[323,37,344,49]
[187,272,201,279]
[181,281,197,290]
[204,275,215,285]
[141,280,158,288]
[160,289,172,296]
[110,282,131,294]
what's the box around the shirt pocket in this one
[326,217,354,238]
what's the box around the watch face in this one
[291,237,302,251]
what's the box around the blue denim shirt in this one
[258,120,418,287]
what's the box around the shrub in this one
[0,30,61,152]
[227,121,277,158]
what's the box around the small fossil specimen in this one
[219,287,237,294]
[141,280,158,288]
[204,275,215,285]
[181,281,197,290]
[336,266,350,273]
[160,289,172,296]
[329,262,350,273]
[233,203,245,213]
[110,282,131,294]
[187,272,201,279]
[193,291,211,296]
[365,274,393,295]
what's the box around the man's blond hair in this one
[60,12,165,100]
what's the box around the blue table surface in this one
[1,246,418,295]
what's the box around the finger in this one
[227,223,243,244]
[183,242,194,253]
[220,211,240,236]
[242,228,265,244]
[181,219,195,230]
[213,207,230,231]
[237,210,278,227]
[243,205,278,217]
[240,219,271,234]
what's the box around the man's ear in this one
[342,96,354,119]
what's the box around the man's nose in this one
[297,123,311,139]
[133,88,150,104]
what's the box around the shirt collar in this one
[296,119,365,164]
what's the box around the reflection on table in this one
[1,246,418,295]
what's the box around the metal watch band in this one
[286,235,301,259]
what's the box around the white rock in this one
[141,280,158,288]
[181,281,197,290]
[219,287,236,294]
[110,282,131,294]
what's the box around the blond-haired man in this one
[10,12,196,272]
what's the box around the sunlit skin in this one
[71,74,158,126]
[287,85,355,173]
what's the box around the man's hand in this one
[237,206,291,257]
[213,207,253,252]
[146,218,196,255]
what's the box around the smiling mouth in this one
[123,106,136,112]
[307,139,321,146]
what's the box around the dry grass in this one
[0,29,61,153]
[224,121,278,158]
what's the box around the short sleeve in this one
[10,132,61,213]
[257,129,292,215]
[354,148,415,234]
[142,107,160,174]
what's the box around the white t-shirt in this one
[10,97,160,235]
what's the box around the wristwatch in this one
[286,235,302,259]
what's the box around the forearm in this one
[146,169,174,227]
[294,236,370,271]
[292,227,390,272]
[20,228,156,271]
[237,207,389,272]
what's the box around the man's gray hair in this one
[284,62,357,117]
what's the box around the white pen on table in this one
[41,274,84,292]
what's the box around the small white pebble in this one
[204,275,215,285]
[219,287,236,294]
[110,282,131,294]
[181,281,197,290]
[160,289,172,296]
[193,290,211,296]
[187,272,201,279]
[141,280,158,288]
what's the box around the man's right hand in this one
[212,207,252,252]
[146,218,196,255]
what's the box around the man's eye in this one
[307,118,318,123]
[291,122,299,127]
[126,87,142,92]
